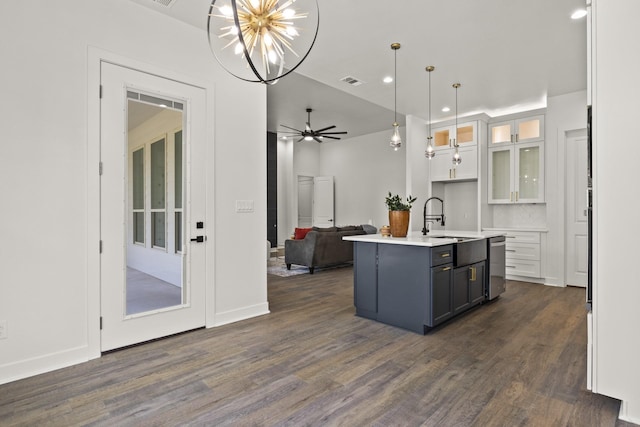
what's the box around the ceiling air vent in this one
[340,76,365,87]
[142,0,176,7]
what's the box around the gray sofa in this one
[285,225,376,274]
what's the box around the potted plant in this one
[385,192,417,237]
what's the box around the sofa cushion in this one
[294,227,312,240]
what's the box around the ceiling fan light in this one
[304,135,313,141]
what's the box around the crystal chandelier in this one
[207,0,319,84]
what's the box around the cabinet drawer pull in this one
[440,253,451,258]
[442,266,452,271]
[515,133,519,142]
[515,191,519,201]
[506,249,516,252]
[506,265,516,268]
[470,267,477,281]
[506,236,516,238]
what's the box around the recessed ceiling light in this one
[383,76,393,83]
[442,106,450,112]
[571,9,587,19]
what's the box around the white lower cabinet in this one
[503,231,542,279]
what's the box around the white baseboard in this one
[619,400,640,424]
[210,302,270,327]
[0,345,90,386]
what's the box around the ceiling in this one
[131,0,587,140]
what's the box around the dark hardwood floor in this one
[0,267,635,426]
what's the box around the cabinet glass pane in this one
[518,119,540,141]
[492,150,511,199]
[132,148,144,210]
[152,212,165,248]
[491,124,511,144]
[457,125,474,144]
[174,131,182,209]
[150,138,165,209]
[518,146,540,199]
[434,128,450,148]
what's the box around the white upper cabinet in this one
[489,141,545,204]
[429,121,479,182]
[489,115,544,146]
[433,121,478,151]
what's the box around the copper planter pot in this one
[388,210,410,237]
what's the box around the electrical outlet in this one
[0,320,7,339]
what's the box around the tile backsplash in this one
[493,204,547,228]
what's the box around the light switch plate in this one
[235,200,254,213]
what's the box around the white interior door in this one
[566,133,588,287]
[313,176,334,227]
[100,62,207,351]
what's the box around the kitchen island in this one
[343,231,506,334]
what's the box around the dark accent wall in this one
[267,131,278,248]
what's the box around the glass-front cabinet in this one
[433,121,477,151]
[489,142,544,204]
[489,115,544,146]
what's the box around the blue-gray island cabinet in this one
[344,233,498,334]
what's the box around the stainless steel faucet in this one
[422,197,445,235]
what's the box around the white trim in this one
[0,346,90,386]
[211,303,270,328]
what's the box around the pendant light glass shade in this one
[389,43,402,150]
[425,66,435,159]
[452,83,462,165]
[207,0,320,84]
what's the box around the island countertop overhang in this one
[343,230,506,247]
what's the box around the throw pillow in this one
[294,227,312,239]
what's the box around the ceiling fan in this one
[280,108,348,143]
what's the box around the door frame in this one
[87,47,215,359]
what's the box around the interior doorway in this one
[100,61,207,351]
[565,130,588,287]
[297,175,313,227]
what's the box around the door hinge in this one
[99,162,103,175]
[99,85,103,99]
[100,316,103,330]
[99,240,103,253]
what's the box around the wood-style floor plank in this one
[0,267,635,426]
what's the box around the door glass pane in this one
[126,97,184,316]
[175,131,183,209]
[519,146,540,199]
[457,125,474,144]
[492,150,511,200]
[518,119,540,140]
[491,124,511,144]
[434,128,450,148]
[151,138,165,209]
[175,211,182,254]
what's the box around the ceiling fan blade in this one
[280,125,303,132]
[314,125,336,133]
[296,137,305,143]
[313,136,323,143]
[322,135,341,140]
[319,131,348,135]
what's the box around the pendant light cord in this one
[394,49,398,124]
[428,69,431,138]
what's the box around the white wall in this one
[406,116,432,232]
[0,1,267,384]
[592,0,640,422]
[318,128,406,229]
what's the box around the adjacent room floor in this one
[0,267,634,426]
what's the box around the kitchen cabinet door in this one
[515,142,544,203]
[469,261,485,305]
[489,115,544,146]
[488,147,514,203]
[429,264,453,326]
[431,121,478,151]
[430,145,478,182]
[453,266,471,315]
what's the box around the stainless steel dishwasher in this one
[487,236,506,300]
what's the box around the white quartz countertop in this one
[343,230,506,247]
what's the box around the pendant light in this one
[425,66,435,159]
[452,83,462,166]
[389,43,402,151]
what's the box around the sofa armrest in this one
[284,231,318,267]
